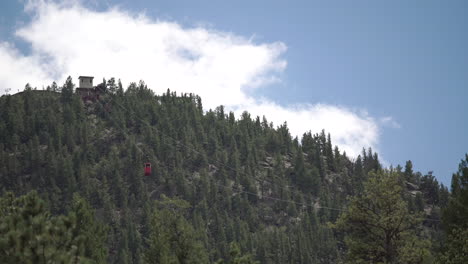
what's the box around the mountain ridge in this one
[0,80,453,263]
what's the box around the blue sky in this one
[1,0,467,186]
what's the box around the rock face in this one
[406,181,419,191]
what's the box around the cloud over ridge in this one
[0,0,382,157]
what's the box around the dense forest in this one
[0,77,466,263]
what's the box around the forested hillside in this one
[0,78,465,263]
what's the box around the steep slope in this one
[0,80,447,263]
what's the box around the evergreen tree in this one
[145,196,209,264]
[69,193,109,263]
[61,76,75,103]
[404,160,414,182]
[440,154,468,263]
[216,242,259,264]
[0,78,454,263]
[335,171,431,263]
[0,192,89,263]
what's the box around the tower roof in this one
[78,76,94,79]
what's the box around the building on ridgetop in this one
[76,76,100,101]
[78,76,94,88]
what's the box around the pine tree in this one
[0,191,90,263]
[69,193,109,263]
[335,171,431,263]
[0,78,453,263]
[440,154,468,263]
[61,76,75,103]
[404,160,414,182]
[216,242,259,264]
[145,196,209,264]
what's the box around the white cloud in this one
[0,42,53,92]
[0,0,387,157]
[232,100,379,157]
[380,116,401,129]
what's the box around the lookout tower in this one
[78,76,94,88]
[76,76,99,101]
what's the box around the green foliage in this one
[61,76,75,103]
[404,160,414,182]
[335,171,432,263]
[145,196,209,264]
[420,173,440,206]
[437,227,468,264]
[216,243,259,264]
[70,193,109,263]
[0,80,455,263]
[443,154,468,231]
[0,191,88,263]
[440,154,468,263]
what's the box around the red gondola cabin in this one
[144,163,151,176]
